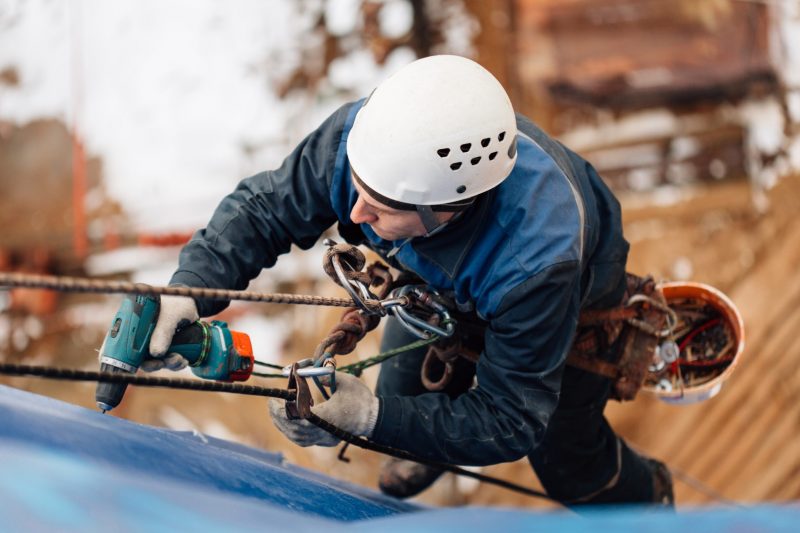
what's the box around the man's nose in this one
[350,196,376,224]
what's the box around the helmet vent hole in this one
[488,151,498,160]
[498,132,506,142]
[450,162,462,171]
[460,143,471,153]
[456,185,467,194]
[437,148,450,158]
[481,138,490,147]
[470,156,481,165]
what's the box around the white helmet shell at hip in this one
[347,55,518,207]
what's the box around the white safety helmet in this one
[347,55,518,214]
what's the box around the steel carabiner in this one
[388,285,456,339]
[324,239,382,315]
[281,358,335,378]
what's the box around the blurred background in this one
[1,0,799,510]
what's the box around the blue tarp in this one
[0,385,415,525]
[0,384,797,531]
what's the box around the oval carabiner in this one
[281,359,336,378]
[330,253,380,315]
[388,285,456,339]
[392,305,455,338]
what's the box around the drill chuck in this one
[95,363,134,412]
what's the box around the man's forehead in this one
[351,173,395,211]
[350,166,425,213]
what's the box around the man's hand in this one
[268,372,379,447]
[140,295,199,372]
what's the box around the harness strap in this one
[566,273,669,401]
[416,273,670,400]
[564,352,619,380]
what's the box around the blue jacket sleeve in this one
[169,104,355,317]
[371,260,581,465]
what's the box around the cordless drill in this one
[95,294,254,412]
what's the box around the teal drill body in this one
[96,294,254,412]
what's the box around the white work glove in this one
[268,372,380,447]
[140,295,199,372]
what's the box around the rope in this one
[251,338,440,379]
[0,272,382,311]
[252,360,286,379]
[0,362,551,502]
[252,371,286,379]
[627,442,742,507]
[253,360,285,370]
[337,337,439,376]
[1,270,719,506]
[668,466,744,507]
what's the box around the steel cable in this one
[0,272,381,311]
[0,362,551,502]
[1,271,731,506]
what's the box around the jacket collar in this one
[410,190,494,279]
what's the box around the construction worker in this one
[145,55,673,507]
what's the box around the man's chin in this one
[369,225,416,241]
[371,227,397,241]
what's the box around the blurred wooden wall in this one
[468,0,781,191]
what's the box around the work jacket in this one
[170,101,630,465]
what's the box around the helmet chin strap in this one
[416,205,446,236]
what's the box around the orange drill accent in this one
[229,330,254,382]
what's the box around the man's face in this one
[349,177,430,241]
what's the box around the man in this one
[145,55,673,507]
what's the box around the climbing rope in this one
[338,337,439,376]
[251,337,440,379]
[627,442,743,507]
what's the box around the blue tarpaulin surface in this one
[0,384,797,531]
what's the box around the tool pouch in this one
[566,273,668,401]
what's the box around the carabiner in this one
[282,358,336,378]
[329,250,380,315]
[313,352,337,395]
[379,296,409,311]
[388,285,456,339]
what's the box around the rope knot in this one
[323,244,371,287]
[315,308,381,358]
[365,262,394,299]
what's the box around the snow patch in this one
[561,110,679,152]
[379,0,414,39]
[227,313,291,365]
[158,405,199,432]
[670,257,693,281]
[202,420,247,444]
[85,246,182,279]
[326,0,362,37]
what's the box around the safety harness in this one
[415,272,673,401]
